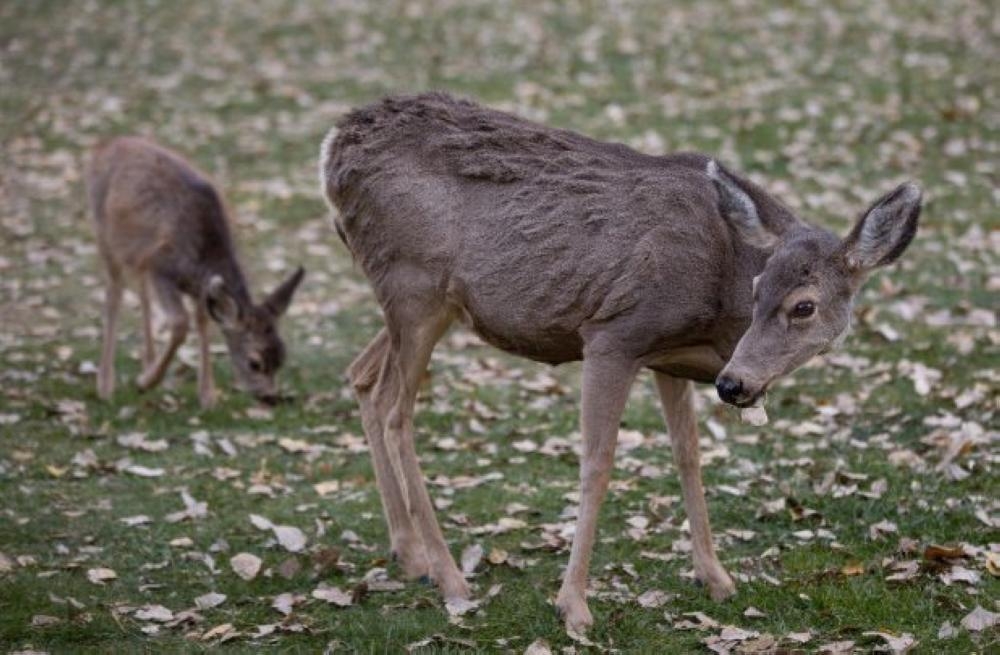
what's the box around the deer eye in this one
[249,359,263,373]
[791,301,816,319]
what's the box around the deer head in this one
[711,161,922,407]
[205,266,305,404]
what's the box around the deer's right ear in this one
[206,275,241,329]
[707,160,778,250]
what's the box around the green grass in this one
[1,1,997,653]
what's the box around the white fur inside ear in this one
[752,274,762,295]
[707,160,777,250]
[848,183,921,269]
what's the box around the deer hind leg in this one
[655,373,735,601]
[97,262,124,400]
[138,274,156,369]
[348,328,429,580]
[555,354,639,633]
[379,301,468,600]
[137,276,189,392]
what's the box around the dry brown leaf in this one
[86,567,117,585]
[637,589,672,608]
[135,605,174,622]
[523,638,552,655]
[817,641,855,654]
[230,553,262,581]
[922,544,965,561]
[312,583,352,607]
[863,631,917,654]
[960,605,999,632]
[460,543,484,575]
[194,592,226,610]
[841,562,865,576]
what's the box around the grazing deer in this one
[87,137,305,408]
[319,93,921,632]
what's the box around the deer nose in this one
[256,392,279,406]
[715,376,743,405]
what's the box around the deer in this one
[319,92,921,633]
[87,136,305,409]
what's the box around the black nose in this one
[716,376,743,404]
[256,393,279,406]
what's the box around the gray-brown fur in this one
[88,136,304,407]
[319,92,921,631]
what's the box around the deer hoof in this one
[707,573,737,601]
[555,590,593,634]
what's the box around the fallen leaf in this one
[313,480,340,496]
[230,553,262,581]
[312,583,352,607]
[272,592,298,615]
[273,525,307,553]
[31,614,61,627]
[960,605,999,632]
[923,544,965,561]
[201,623,236,641]
[461,543,484,576]
[86,567,117,585]
[194,592,226,610]
[863,631,917,654]
[523,638,552,655]
[817,641,855,655]
[637,589,672,608]
[868,520,898,541]
[841,562,865,576]
[125,465,165,478]
[445,596,480,617]
[134,605,174,622]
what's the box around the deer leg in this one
[194,301,216,409]
[556,355,638,633]
[137,278,188,391]
[348,328,429,579]
[655,373,735,601]
[138,274,156,369]
[97,264,124,400]
[380,307,469,600]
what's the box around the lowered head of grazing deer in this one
[319,92,921,633]
[204,266,305,403]
[711,161,921,407]
[88,136,305,408]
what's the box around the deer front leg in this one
[194,302,216,409]
[556,355,638,633]
[655,373,735,600]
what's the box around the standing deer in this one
[87,137,305,408]
[319,93,921,632]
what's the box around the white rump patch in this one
[318,126,339,208]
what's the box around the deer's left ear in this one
[840,182,922,273]
[264,266,305,318]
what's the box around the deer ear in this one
[707,160,779,250]
[841,182,921,273]
[205,275,242,329]
[264,266,305,318]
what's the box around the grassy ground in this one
[1,1,997,653]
